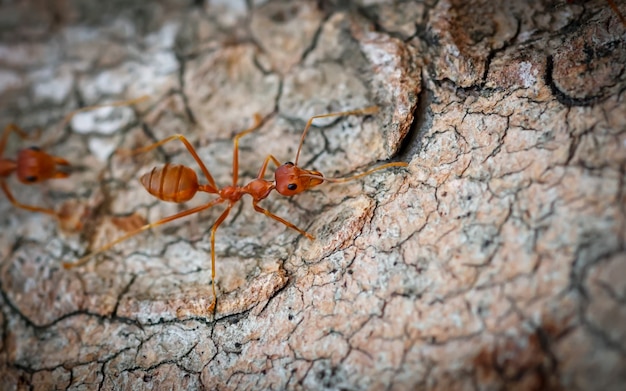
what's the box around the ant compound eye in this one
[29,146,41,151]
[285,162,294,166]
[287,183,297,191]
[25,175,38,182]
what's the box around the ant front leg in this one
[0,124,40,157]
[256,154,281,180]
[231,113,264,185]
[250,154,314,239]
[294,106,379,165]
[252,200,314,240]
[1,179,57,216]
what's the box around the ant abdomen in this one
[140,163,199,203]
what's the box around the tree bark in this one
[0,0,624,390]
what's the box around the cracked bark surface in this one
[0,0,625,390]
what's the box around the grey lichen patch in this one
[549,10,626,104]
[582,252,626,351]
[1,244,85,326]
[112,257,288,321]
[294,195,375,264]
[184,44,280,136]
[70,105,140,136]
[279,62,372,122]
[103,362,203,390]
[6,313,143,370]
[31,367,71,390]
[427,0,518,87]
[216,262,288,316]
[250,0,324,74]
[353,23,421,157]
[66,361,104,389]
[555,326,626,390]
[360,1,427,40]
[135,325,200,368]
[115,272,217,323]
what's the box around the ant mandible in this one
[0,96,148,225]
[63,106,408,312]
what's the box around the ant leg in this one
[1,179,57,216]
[294,106,379,165]
[61,95,149,127]
[256,154,281,180]
[63,198,225,269]
[123,134,218,191]
[252,200,314,240]
[2,123,32,139]
[231,113,264,185]
[607,0,626,26]
[207,203,234,313]
[0,124,39,157]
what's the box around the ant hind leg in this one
[207,204,234,314]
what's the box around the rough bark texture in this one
[0,0,625,390]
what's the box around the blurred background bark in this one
[0,0,624,390]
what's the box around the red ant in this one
[566,0,626,27]
[63,106,408,312]
[0,124,70,219]
[0,97,147,226]
[604,0,625,26]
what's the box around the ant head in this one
[274,162,324,196]
[16,147,70,184]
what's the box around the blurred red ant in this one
[566,0,626,27]
[0,124,70,218]
[63,106,408,312]
[605,0,625,26]
[0,96,147,225]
